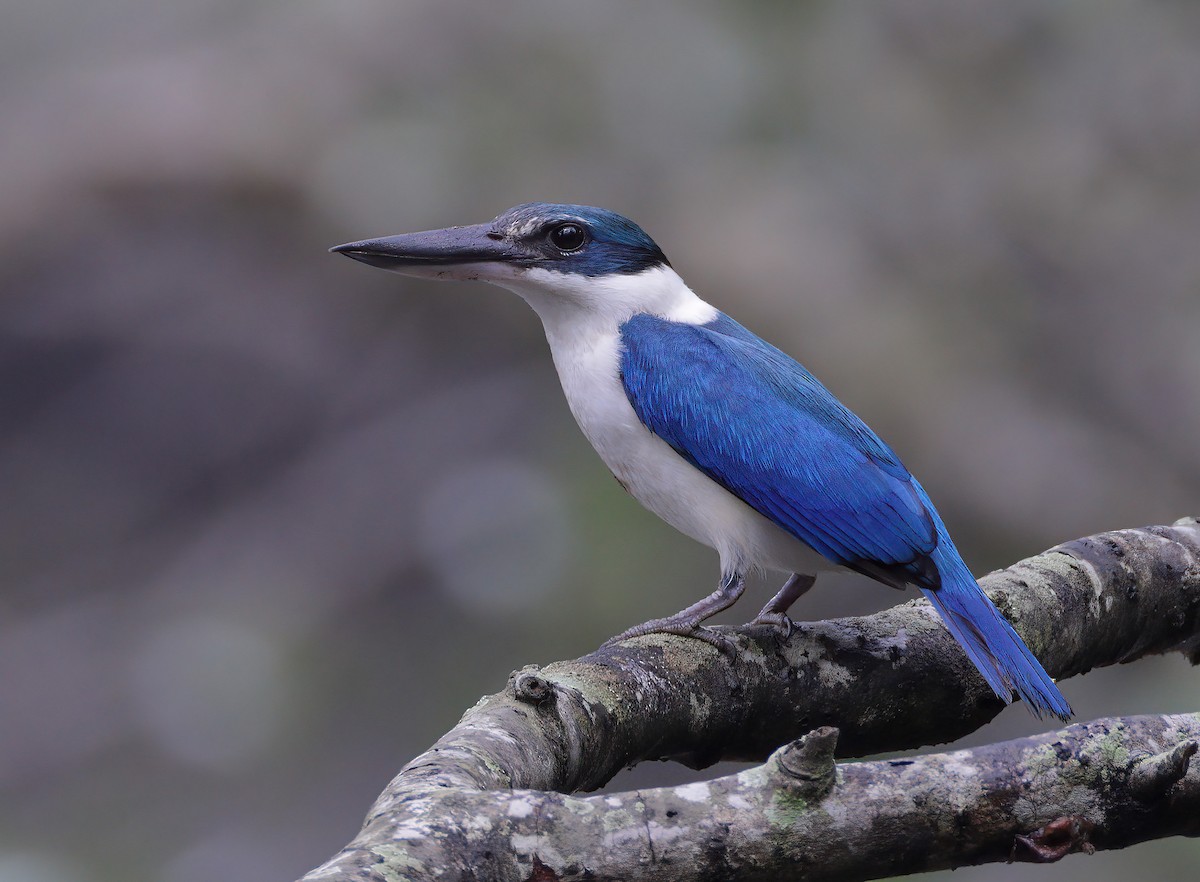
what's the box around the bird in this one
[331,202,1071,721]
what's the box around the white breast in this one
[497,265,829,578]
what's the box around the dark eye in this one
[548,222,587,252]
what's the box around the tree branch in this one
[299,518,1200,881]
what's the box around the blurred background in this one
[2,1,1198,880]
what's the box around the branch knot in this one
[769,726,839,800]
[511,667,556,706]
[1129,740,1198,801]
[1012,816,1097,863]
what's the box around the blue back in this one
[619,312,939,585]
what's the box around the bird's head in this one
[331,203,705,325]
[332,202,669,282]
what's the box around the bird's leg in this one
[604,571,746,654]
[749,573,816,637]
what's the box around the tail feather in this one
[921,560,1072,721]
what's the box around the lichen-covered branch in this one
[299,519,1200,881]
[306,715,1199,881]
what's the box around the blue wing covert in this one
[618,312,939,587]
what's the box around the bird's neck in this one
[496,265,718,352]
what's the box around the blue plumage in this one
[620,311,1071,720]
[620,313,935,578]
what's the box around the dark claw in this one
[749,611,796,640]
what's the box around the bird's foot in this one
[748,610,796,640]
[603,617,737,657]
[604,573,746,657]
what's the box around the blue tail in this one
[921,543,1071,721]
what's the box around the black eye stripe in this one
[548,222,587,252]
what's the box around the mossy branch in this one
[299,518,1200,881]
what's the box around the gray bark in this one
[300,518,1200,881]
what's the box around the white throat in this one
[493,264,718,345]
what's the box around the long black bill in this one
[330,223,520,270]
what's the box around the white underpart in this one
[479,264,831,579]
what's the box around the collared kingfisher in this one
[332,202,1071,720]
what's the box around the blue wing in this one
[619,312,939,587]
[619,312,1073,719]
